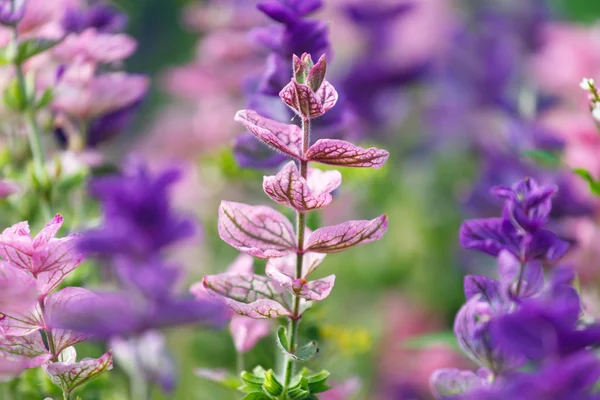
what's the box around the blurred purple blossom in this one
[62,3,127,34]
[55,161,227,339]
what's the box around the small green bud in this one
[262,369,283,397]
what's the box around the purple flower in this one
[459,217,568,262]
[460,177,569,262]
[62,3,128,34]
[454,277,522,373]
[491,178,557,232]
[463,352,600,400]
[79,162,195,259]
[0,0,25,26]
[234,0,341,168]
[55,161,227,340]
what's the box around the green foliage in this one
[3,78,27,111]
[402,331,461,351]
[262,370,283,397]
[276,326,318,361]
[574,168,600,196]
[521,150,562,168]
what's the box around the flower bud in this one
[262,369,284,397]
[0,0,26,26]
[307,54,326,92]
[293,54,308,84]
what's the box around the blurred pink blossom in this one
[54,69,149,120]
[54,28,137,64]
[531,23,600,102]
[320,378,361,400]
[376,294,469,399]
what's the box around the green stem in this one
[282,118,311,396]
[236,350,245,375]
[62,389,71,400]
[38,299,57,360]
[11,27,46,175]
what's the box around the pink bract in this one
[229,315,271,353]
[265,262,335,302]
[305,215,389,253]
[234,109,303,160]
[266,251,327,279]
[218,201,297,258]
[203,273,290,319]
[44,347,113,392]
[306,139,390,168]
[0,215,84,288]
[263,161,342,211]
[0,262,38,315]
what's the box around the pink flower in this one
[54,28,137,64]
[531,23,600,101]
[320,378,361,400]
[229,314,271,353]
[54,69,149,120]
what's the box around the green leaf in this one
[3,78,27,111]
[295,341,318,361]
[307,370,331,394]
[239,370,265,393]
[401,331,460,351]
[276,326,318,361]
[241,392,273,400]
[521,149,562,168]
[16,38,62,64]
[262,370,283,397]
[35,87,53,109]
[287,376,309,399]
[276,326,290,355]
[573,168,600,196]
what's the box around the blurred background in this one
[4,0,600,399]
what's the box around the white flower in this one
[580,77,595,91]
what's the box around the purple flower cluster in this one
[431,178,600,399]
[55,161,227,339]
[234,0,336,169]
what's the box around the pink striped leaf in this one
[265,262,335,301]
[0,331,50,358]
[44,347,113,393]
[218,201,297,258]
[266,251,326,279]
[234,110,302,160]
[280,80,325,119]
[263,162,341,211]
[305,215,389,253]
[306,139,389,169]
[203,273,290,319]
